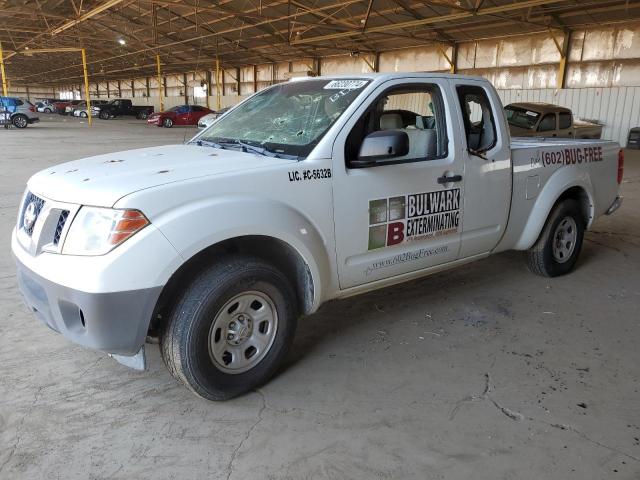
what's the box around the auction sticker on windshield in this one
[323,80,368,90]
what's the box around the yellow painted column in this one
[0,41,8,96]
[156,54,164,112]
[81,48,92,127]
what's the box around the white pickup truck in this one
[12,73,624,400]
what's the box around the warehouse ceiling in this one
[2,0,640,84]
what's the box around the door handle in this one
[437,174,462,184]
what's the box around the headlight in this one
[62,207,149,256]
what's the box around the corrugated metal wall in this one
[497,86,640,146]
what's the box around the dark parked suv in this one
[629,127,640,150]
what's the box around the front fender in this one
[513,167,594,251]
[150,195,331,312]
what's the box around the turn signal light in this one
[108,210,149,245]
[618,149,624,185]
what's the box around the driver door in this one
[176,106,191,125]
[332,78,464,289]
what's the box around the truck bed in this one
[496,137,620,251]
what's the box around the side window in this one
[538,114,557,132]
[456,85,496,152]
[345,83,448,166]
[559,112,572,129]
[15,99,24,106]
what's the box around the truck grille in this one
[19,191,45,236]
[53,210,70,245]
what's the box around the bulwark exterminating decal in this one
[368,189,461,250]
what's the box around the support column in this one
[215,57,222,110]
[0,41,7,96]
[81,48,92,127]
[253,65,257,93]
[236,67,241,96]
[183,73,188,104]
[156,54,163,111]
[205,70,211,109]
[558,30,571,89]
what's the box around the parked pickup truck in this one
[92,99,154,120]
[12,74,624,401]
[506,102,603,139]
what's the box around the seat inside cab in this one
[345,86,447,165]
[379,110,438,160]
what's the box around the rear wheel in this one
[138,111,149,120]
[163,117,173,128]
[526,199,585,277]
[80,111,88,118]
[99,110,110,120]
[44,108,52,113]
[160,255,298,401]
[12,114,28,128]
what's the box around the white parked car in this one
[72,100,107,118]
[36,100,56,113]
[197,107,229,129]
[12,74,623,400]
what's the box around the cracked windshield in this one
[196,79,370,159]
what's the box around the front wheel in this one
[160,255,298,401]
[80,111,88,118]
[138,111,149,120]
[99,110,110,120]
[163,117,173,128]
[44,108,52,113]
[526,199,585,277]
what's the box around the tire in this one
[140,111,149,119]
[163,117,173,128]
[160,255,298,401]
[526,199,585,277]
[12,114,28,128]
[99,110,110,120]
[44,108,52,113]
[80,111,87,118]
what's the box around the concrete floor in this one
[1,115,639,480]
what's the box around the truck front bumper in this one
[15,254,162,357]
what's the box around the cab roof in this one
[507,102,572,114]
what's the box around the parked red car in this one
[147,104,213,128]
[53,99,82,115]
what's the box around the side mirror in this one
[351,130,409,168]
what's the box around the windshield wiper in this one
[221,140,279,157]
[191,138,300,160]
[190,139,226,149]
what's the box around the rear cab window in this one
[538,114,557,132]
[559,112,572,129]
[456,85,497,153]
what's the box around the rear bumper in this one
[14,254,162,356]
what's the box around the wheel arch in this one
[514,177,593,251]
[149,234,316,335]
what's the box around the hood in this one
[28,144,292,207]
